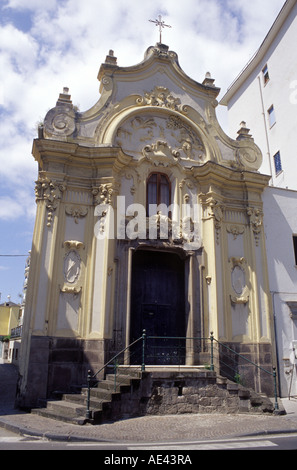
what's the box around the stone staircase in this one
[32,367,144,425]
[31,366,282,425]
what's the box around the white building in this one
[221,0,297,397]
[221,0,297,189]
[262,188,297,397]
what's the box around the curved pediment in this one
[41,44,263,173]
[98,43,221,101]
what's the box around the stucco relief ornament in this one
[35,177,66,226]
[136,86,187,113]
[92,184,114,235]
[226,224,245,240]
[207,198,223,244]
[143,140,180,166]
[92,184,113,205]
[234,122,263,171]
[51,112,76,136]
[60,241,84,294]
[65,205,88,224]
[63,250,81,284]
[229,257,249,305]
[247,207,263,246]
[166,116,205,161]
[43,88,76,139]
[116,114,205,163]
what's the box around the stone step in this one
[88,388,122,401]
[62,392,115,411]
[31,367,280,426]
[32,399,87,425]
[92,381,131,394]
[32,407,87,425]
[45,398,86,416]
[105,373,141,383]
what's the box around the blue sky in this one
[0,0,286,303]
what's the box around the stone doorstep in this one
[119,365,208,373]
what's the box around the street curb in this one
[242,428,297,438]
[0,418,119,442]
[1,416,297,444]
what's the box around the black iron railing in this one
[86,330,279,419]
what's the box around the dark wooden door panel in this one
[130,250,185,364]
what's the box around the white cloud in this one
[0,0,286,301]
[4,0,59,12]
[0,23,38,71]
[0,0,286,221]
[0,191,35,220]
[0,196,24,219]
[0,0,286,184]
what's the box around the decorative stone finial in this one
[236,121,253,141]
[202,72,216,87]
[56,87,72,106]
[105,50,117,65]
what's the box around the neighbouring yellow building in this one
[0,300,21,362]
[0,301,20,337]
[17,42,277,408]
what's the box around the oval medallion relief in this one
[63,250,81,284]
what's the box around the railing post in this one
[210,332,214,371]
[142,329,146,372]
[273,367,279,411]
[86,370,92,419]
[114,359,118,392]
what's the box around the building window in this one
[273,151,282,175]
[268,105,276,127]
[262,64,270,85]
[293,235,297,265]
[146,173,171,215]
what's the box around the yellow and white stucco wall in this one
[17,44,277,407]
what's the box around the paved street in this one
[1,433,297,451]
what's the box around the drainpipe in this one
[257,75,274,186]
[271,291,281,398]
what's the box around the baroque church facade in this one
[17,43,276,408]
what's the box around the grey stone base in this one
[217,342,275,396]
[107,370,276,422]
[16,336,111,408]
[16,335,276,410]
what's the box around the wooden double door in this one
[130,250,186,365]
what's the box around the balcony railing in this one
[10,325,22,339]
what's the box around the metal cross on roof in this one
[149,15,171,44]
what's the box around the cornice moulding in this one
[32,138,127,164]
[98,43,221,101]
[192,161,270,189]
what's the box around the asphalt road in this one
[1,432,297,451]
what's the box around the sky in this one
[0,0,286,303]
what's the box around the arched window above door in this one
[146,173,171,215]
